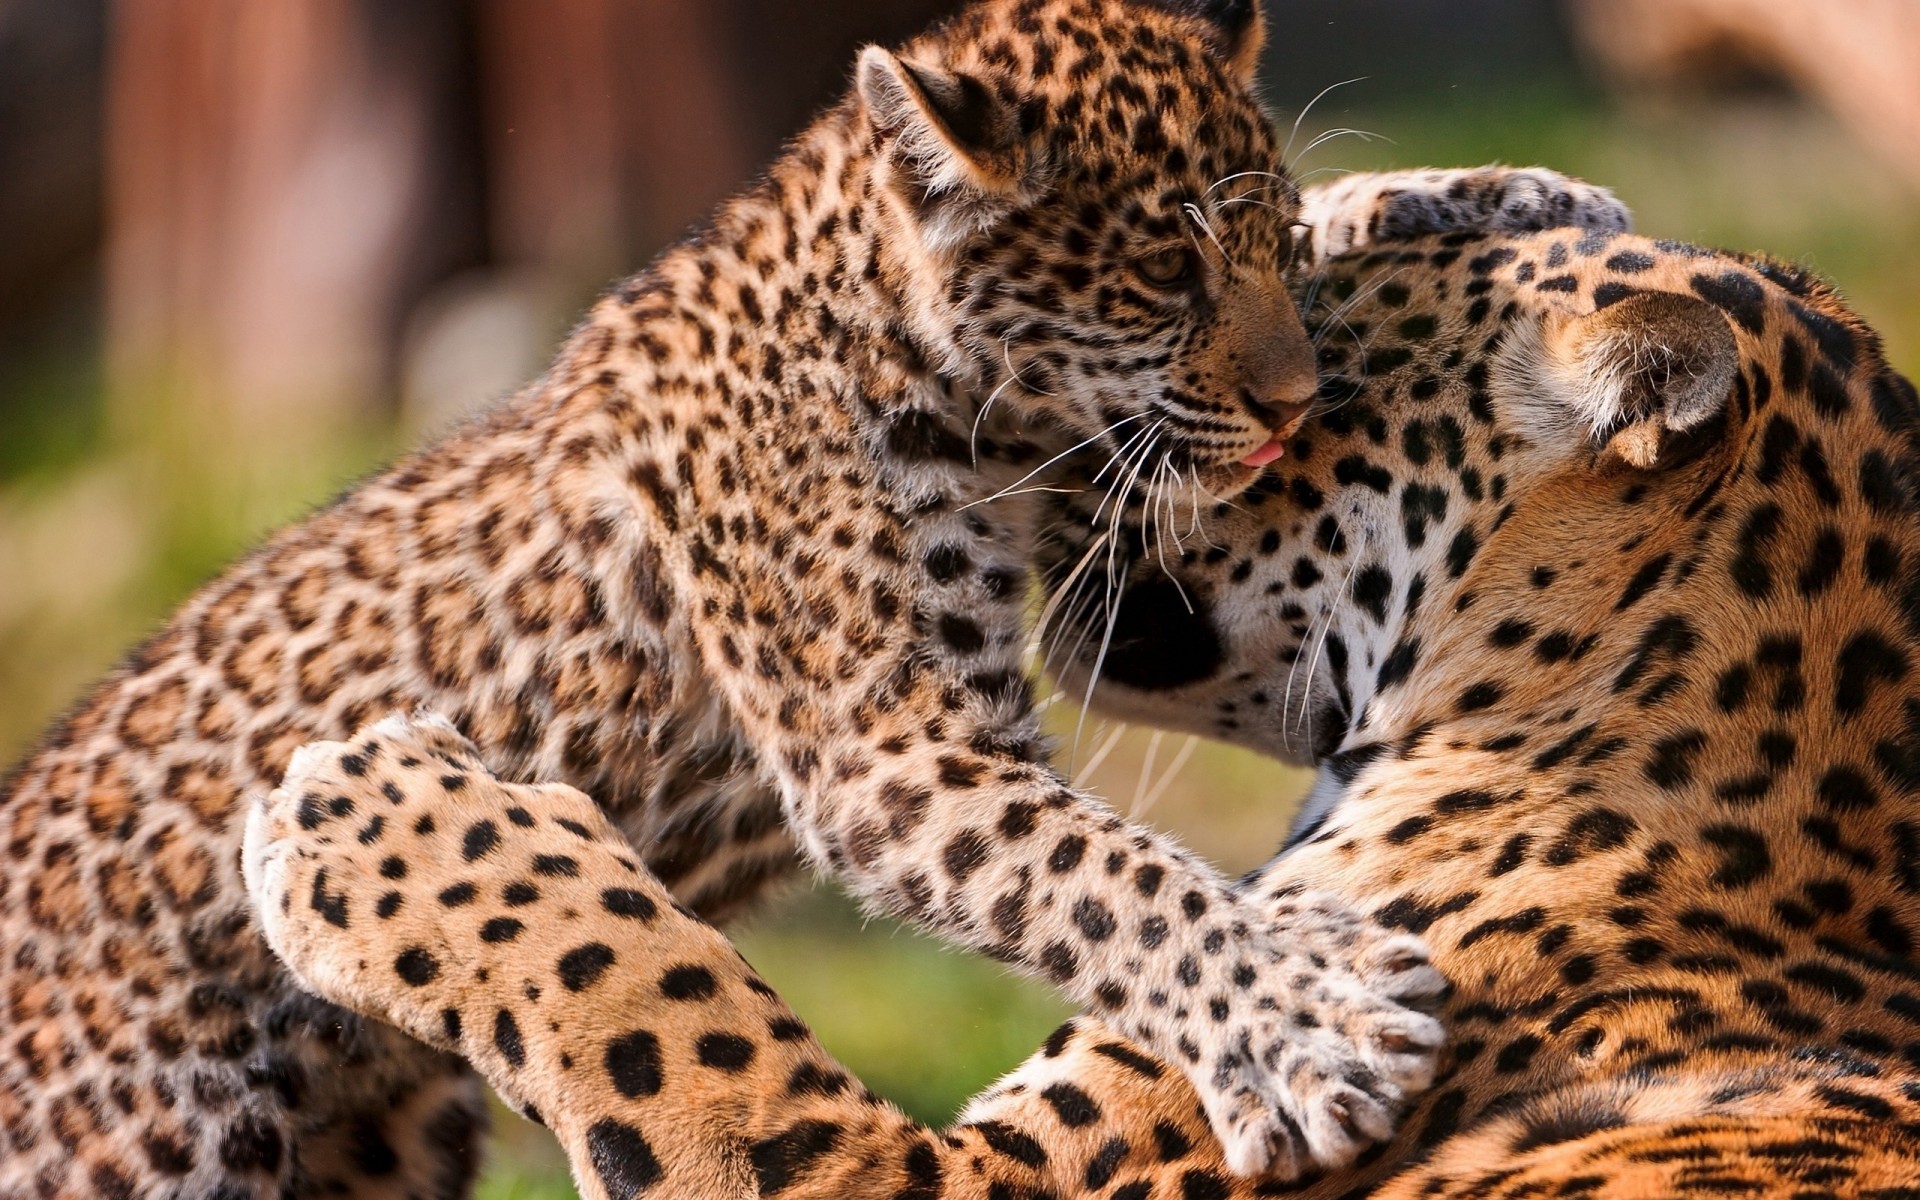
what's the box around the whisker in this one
[1130,729,1165,814]
[1287,524,1366,734]
[1070,720,1130,788]
[1183,202,1233,268]
[961,413,1146,511]
[1292,126,1393,171]
[1204,169,1289,200]
[1283,77,1369,166]
[1134,734,1201,821]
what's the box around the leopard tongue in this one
[1240,438,1287,469]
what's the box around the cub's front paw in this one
[1180,891,1447,1179]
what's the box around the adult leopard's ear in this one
[1512,291,1740,470]
[1135,0,1265,83]
[857,48,1039,253]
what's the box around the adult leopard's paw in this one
[1179,891,1447,1180]
[1299,166,1633,262]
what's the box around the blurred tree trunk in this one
[1569,0,1920,193]
[617,0,757,257]
[475,0,626,274]
[104,0,449,491]
[473,0,754,278]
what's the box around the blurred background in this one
[1,1,1916,1194]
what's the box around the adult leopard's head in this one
[857,0,1314,494]
[1045,228,1920,794]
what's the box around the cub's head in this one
[857,0,1312,493]
[1045,228,1918,772]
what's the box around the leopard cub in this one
[277,0,1446,1174]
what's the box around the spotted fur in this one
[0,0,1641,1191]
[255,225,1920,1199]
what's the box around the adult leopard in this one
[0,0,1634,1192]
[251,224,1920,1199]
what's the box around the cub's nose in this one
[1238,381,1315,429]
[1237,378,1317,469]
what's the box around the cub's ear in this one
[1136,0,1265,83]
[857,47,1037,252]
[1534,291,1740,469]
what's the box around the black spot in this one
[1690,270,1766,335]
[1376,891,1479,935]
[1334,455,1393,493]
[1093,1041,1165,1079]
[661,965,718,1000]
[1182,1169,1230,1200]
[1446,528,1480,579]
[494,1009,525,1068]
[1729,503,1783,599]
[1511,1101,1628,1153]
[1041,1082,1101,1127]
[1818,766,1879,812]
[1544,808,1638,866]
[218,1115,284,1174]
[347,1116,399,1176]
[1615,555,1671,611]
[461,820,500,861]
[1702,825,1772,888]
[558,943,616,991]
[1353,565,1393,624]
[943,830,990,881]
[1808,362,1851,418]
[1050,834,1087,873]
[309,869,349,929]
[604,1029,664,1097]
[603,887,657,920]
[972,1121,1047,1167]
[1859,449,1910,516]
[1644,731,1707,790]
[1798,529,1845,597]
[1834,630,1907,715]
[480,918,523,943]
[1494,1034,1543,1073]
[532,854,580,877]
[751,1119,844,1194]
[1074,898,1117,942]
[938,614,987,655]
[697,1033,757,1071]
[1457,681,1503,713]
[1084,1135,1131,1190]
[395,948,440,986]
[587,1118,664,1200]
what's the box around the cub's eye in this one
[1134,246,1201,290]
